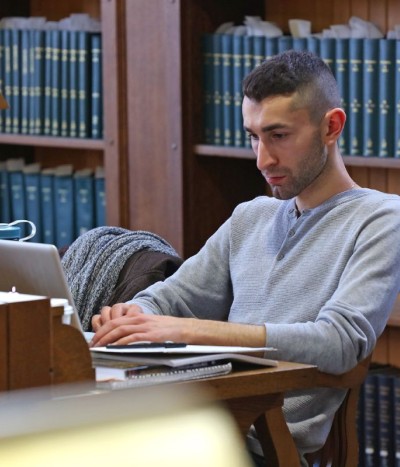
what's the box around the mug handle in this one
[9,220,37,241]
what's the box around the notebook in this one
[0,239,83,333]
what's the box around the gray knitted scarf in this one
[61,226,179,331]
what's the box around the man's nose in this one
[256,141,277,171]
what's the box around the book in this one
[201,33,214,145]
[43,28,53,136]
[363,371,379,467]
[0,27,3,132]
[0,161,11,223]
[2,28,13,133]
[212,33,223,145]
[232,35,244,147]
[69,30,79,138]
[60,29,70,137]
[90,32,102,139]
[395,40,400,158]
[221,34,233,146]
[77,30,90,138]
[319,37,336,76]
[23,162,42,243]
[7,158,26,233]
[252,35,265,68]
[51,28,61,136]
[378,38,396,158]
[10,27,21,134]
[95,360,233,389]
[292,37,307,51]
[32,29,45,135]
[73,167,94,237]
[306,36,320,56]
[362,38,380,156]
[265,36,278,59]
[54,164,75,248]
[40,167,55,245]
[393,374,400,467]
[335,38,350,155]
[277,35,293,54]
[242,35,253,148]
[348,38,364,156]
[94,166,106,227]
[20,28,30,135]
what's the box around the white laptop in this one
[0,239,84,334]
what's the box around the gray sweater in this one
[129,188,400,456]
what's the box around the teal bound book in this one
[292,37,307,51]
[94,166,106,227]
[40,168,55,245]
[335,38,350,155]
[348,38,364,156]
[277,36,293,54]
[232,35,244,147]
[28,29,36,135]
[60,29,70,137]
[395,40,400,158]
[306,36,320,56]
[51,29,61,137]
[362,38,380,156]
[319,37,336,76]
[23,163,42,243]
[221,34,233,146]
[54,165,75,249]
[77,30,90,138]
[0,28,3,132]
[33,29,45,135]
[201,34,214,145]
[265,37,278,59]
[90,33,102,139]
[212,34,223,146]
[252,35,265,68]
[20,28,30,135]
[242,36,253,148]
[378,38,396,158]
[7,159,26,236]
[43,29,53,136]
[10,28,21,134]
[69,30,79,138]
[74,168,95,238]
[0,162,11,223]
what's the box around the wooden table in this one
[179,361,319,467]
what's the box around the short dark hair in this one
[242,50,342,124]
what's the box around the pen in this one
[106,342,187,349]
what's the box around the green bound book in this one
[335,38,350,155]
[201,34,214,145]
[51,29,61,137]
[60,29,70,137]
[10,27,21,134]
[232,35,244,147]
[40,167,55,245]
[221,34,233,146]
[74,168,95,237]
[362,38,380,157]
[54,164,75,249]
[23,162,42,242]
[90,33,102,139]
[77,30,90,138]
[348,38,364,156]
[378,38,396,158]
[20,28,30,135]
[94,166,106,227]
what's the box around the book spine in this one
[8,169,26,235]
[43,29,53,136]
[10,28,21,134]
[232,35,244,147]
[292,37,307,51]
[395,41,400,158]
[265,37,278,59]
[60,29,70,138]
[211,34,223,146]
[306,36,320,56]
[378,38,396,158]
[0,28,3,132]
[363,373,379,467]
[28,29,36,135]
[74,172,95,237]
[201,34,214,145]
[376,373,395,467]
[69,30,79,138]
[0,164,11,223]
[94,167,106,227]
[54,172,75,248]
[90,33,102,139]
[20,28,30,135]
[221,34,233,146]
[23,169,42,243]
[242,36,253,148]
[393,376,400,466]
[252,35,265,68]
[348,38,364,156]
[40,171,55,244]
[51,29,61,137]
[33,29,45,135]
[277,36,293,54]
[3,29,13,133]
[335,38,350,155]
[320,37,336,76]
[362,38,380,157]
[78,30,90,138]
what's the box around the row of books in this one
[357,364,400,467]
[202,34,400,158]
[0,159,106,249]
[0,19,103,139]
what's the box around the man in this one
[90,50,400,463]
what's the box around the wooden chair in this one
[305,355,372,467]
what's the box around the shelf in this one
[194,145,400,169]
[0,134,105,150]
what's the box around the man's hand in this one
[89,303,267,349]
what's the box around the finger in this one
[91,314,102,332]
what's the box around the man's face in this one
[242,95,327,200]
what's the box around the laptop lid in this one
[0,240,83,332]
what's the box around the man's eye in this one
[272,133,287,140]
[247,133,258,141]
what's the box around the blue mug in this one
[0,220,36,241]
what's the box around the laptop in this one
[0,239,85,334]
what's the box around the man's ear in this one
[322,108,346,146]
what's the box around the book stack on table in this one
[90,343,278,389]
